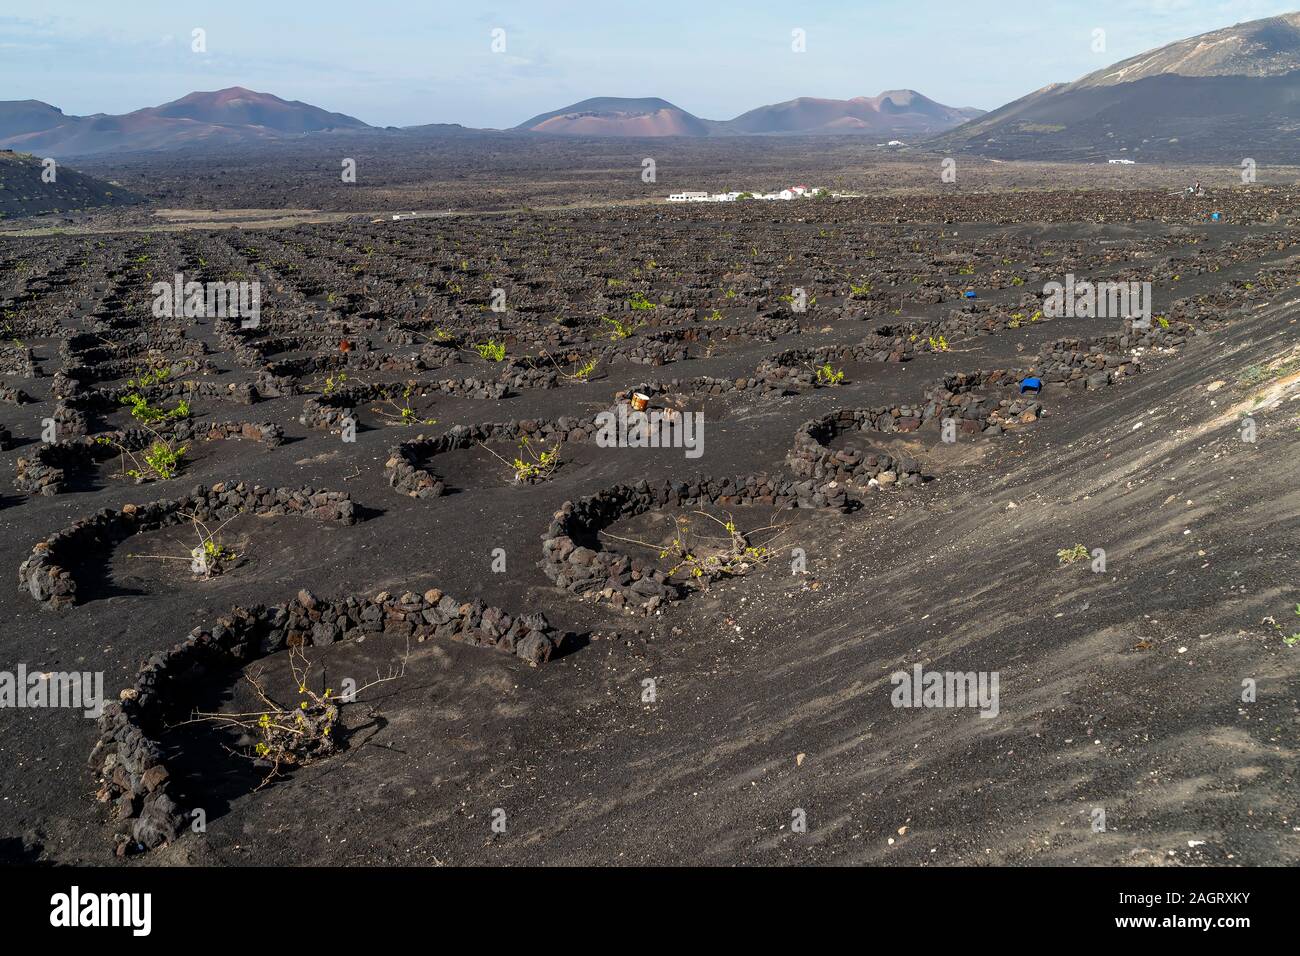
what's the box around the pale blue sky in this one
[3,1,1296,127]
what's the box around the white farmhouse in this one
[666,186,821,203]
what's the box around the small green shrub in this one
[1057,544,1089,565]
[602,316,642,340]
[815,363,845,386]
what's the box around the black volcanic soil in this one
[39,135,1300,223]
[0,177,1297,867]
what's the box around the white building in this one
[667,186,824,203]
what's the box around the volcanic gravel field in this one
[1,183,1298,865]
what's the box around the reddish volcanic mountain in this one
[2,87,980,152]
[724,90,984,136]
[0,100,71,140]
[0,87,371,156]
[514,92,983,137]
[514,97,714,137]
[148,88,370,134]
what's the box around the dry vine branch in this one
[523,349,600,383]
[600,509,788,589]
[128,509,243,578]
[478,436,563,483]
[369,381,437,427]
[182,641,409,788]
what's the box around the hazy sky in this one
[3,0,1296,127]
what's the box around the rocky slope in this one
[933,13,1300,162]
[0,150,143,219]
